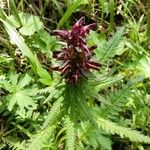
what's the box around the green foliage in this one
[8,0,22,27]
[136,56,150,78]
[98,76,143,119]
[95,75,123,91]
[88,27,125,64]
[97,117,150,144]
[101,27,125,63]
[0,1,150,150]
[23,97,64,150]
[0,73,37,117]
[64,116,76,150]
[24,125,56,150]
[57,0,88,28]
[63,82,96,122]
[1,19,52,85]
[78,121,112,150]
[31,30,59,53]
[7,12,43,36]
[42,96,63,129]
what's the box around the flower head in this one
[52,17,101,83]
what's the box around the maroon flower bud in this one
[52,17,101,83]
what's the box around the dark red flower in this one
[52,17,101,83]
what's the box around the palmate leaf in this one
[17,74,33,89]
[1,79,15,92]
[7,12,43,36]
[7,90,37,111]
[9,73,19,86]
[97,117,150,144]
[31,30,60,53]
[1,73,38,116]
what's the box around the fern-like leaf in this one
[101,27,124,63]
[78,121,112,150]
[24,125,55,150]
[42,97,63,129]
[100,76,143,118]
[64,116,76,150]
[97,117,150,144]
[2,137,24,150]
[63,83,93,122]
[25,97,63,150]
[95,75,123,91]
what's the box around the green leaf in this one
[8,91,37,111]
[57,0,84,28]
[31,30,59,53]
[137,56,150,78]
[9,0,22,27]
[42,97,63,129]
[17,74,32,89]
[101,27,124,63]
[9,73,19,86]
[0,54,12,64]
[64,116,76,150]
[7,12,43,35]
[89,27,124,64]
[95,75,123,91]
[97,117,150,144]
[25,125,55,150]
[1,19,52,85]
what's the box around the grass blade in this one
[57,0,82,28]
[1,19,52,85]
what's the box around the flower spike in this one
[52,17,101,83]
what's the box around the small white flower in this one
[0,0,6,9]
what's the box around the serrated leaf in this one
[137,56,150,78]
[18,74,32,89]
[8,91,37,111]
[31,30,59,53]
[9,73,19,86]
[97,117,150,144]
[7,12,43,35]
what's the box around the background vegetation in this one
[0,0,150,149]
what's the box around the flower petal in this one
[60,64,71,75]
[73,17,85,28]
[86,61,101,70]
[52,30,69,40]
[81,23,97,36]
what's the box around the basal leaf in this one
[7,12,43,35]
[8,91,37,111]
[18,74,32,89]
